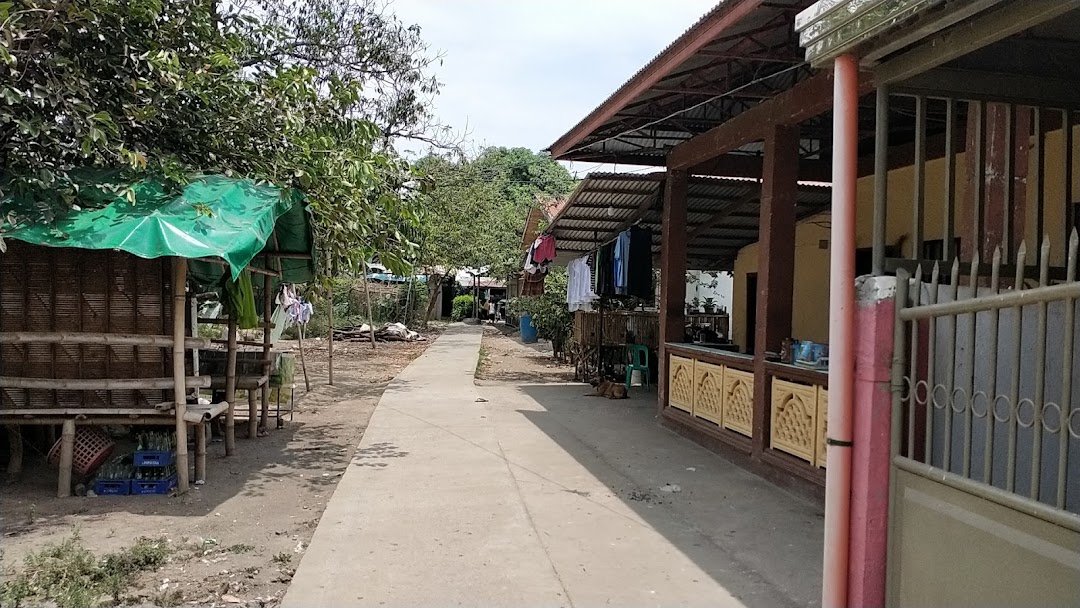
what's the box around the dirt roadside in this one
[474,324,576,384]
[0,331,439,607]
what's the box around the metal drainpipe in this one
[822,53,858,608]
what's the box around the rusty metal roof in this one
[548,172,831,271]
[547,0,825,166]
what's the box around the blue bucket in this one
[519,314,538,343]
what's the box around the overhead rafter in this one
[874,0,1080,85]
[688,189,762,239]
[668,69,875,171]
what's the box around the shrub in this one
[507,268,572,358]
[451,295,475,321]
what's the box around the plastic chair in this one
[625,344,651,389]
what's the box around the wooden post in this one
[57,419,75,497]
[172,258,190,493]
[6,425,22,483]
[194,422,206,483]
[192,294,205,481]
[224,316,238,455]
[260,273,272,432]
[657,169,688,413]
[248,390,258,439]
[752,124,799,457]
[297,323,312,391]
[362,278,376,349]
[327,284,334,385]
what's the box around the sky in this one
[391,0,718,178]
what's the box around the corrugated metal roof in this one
[548,172,830,270]
[548,1,825,165]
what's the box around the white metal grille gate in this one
[886,234,1080,607]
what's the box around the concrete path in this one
[283,326,823,607]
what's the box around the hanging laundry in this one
[524,234,557,274]
[522,270,545,296]
[533,234,556,264]
[223,269,259,329]
[614,229,632,295]
[566,255,598,312]
[596,240,617,296]
[626,225,654,299]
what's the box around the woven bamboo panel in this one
[0,242,172,411]
[722,368,754,436]
[816,387,829,468]
[574,311,660,349]
[770,378,818,463]
[692,360,724,425]
[668,355,694,412]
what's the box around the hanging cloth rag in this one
[566,255,597,312]
[533,234,557,265]
[614,229,631,295]
[223,269,259,329]
[626,225,654,299]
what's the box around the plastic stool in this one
[625,344,651,389]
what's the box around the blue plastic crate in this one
[133,450,175,467]
[93,479,131,496]
[130,474,177,495]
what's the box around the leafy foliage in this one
[451,294,475,322]
[0,533,171,608]
[508,268,573,356]
[0,0,440,277]
[413,147,576,280]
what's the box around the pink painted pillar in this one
[848,275,897,608]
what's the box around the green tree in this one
[0,0,437,276]
[412,147,575,322]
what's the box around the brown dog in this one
[585,378,628,399]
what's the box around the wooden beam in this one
[875,0,1080,85]
[688,189,761,239]
[0,376,211,390]
[893,68,1080,110]
[601,184,664,244]
[0,331,209,349]
[694,156,834,182]
[671,70,876,170]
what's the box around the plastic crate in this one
[133,450,175,467]
[131,475,177,495]
[93,479,131,496]
[47,428,116,476]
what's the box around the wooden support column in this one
[57,419,75,497]
[5,425,22,483]
[752,124,799,456]
[248,390,258,439]
[224,316,238,455]
[657,169,688,413]
[260,274,272,432]
[194,422,206,483]
[172,258,190,493]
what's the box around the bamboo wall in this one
[0,241,174,410]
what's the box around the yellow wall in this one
[728,124,1079,352]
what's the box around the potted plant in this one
[690,297,701,313]
[702,297,716,313]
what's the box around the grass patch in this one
[0,533,171,608]
[271,552,292,565]
[226,543,255,554]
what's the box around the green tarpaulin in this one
[1,174,314,284]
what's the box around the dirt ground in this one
[474,324,576,384]
[0,329,440,607]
